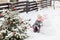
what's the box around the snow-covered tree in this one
[0,9,31,40]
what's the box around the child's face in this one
[37,15,44,21]
[37,15,42,19]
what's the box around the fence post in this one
[26,1,29,13]
[8,3,11,9]
[36,1,38,11]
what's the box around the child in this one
[33,14,45,32]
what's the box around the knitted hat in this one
[37,14,45,22]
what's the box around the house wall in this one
[0,0,9,3]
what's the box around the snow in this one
[19,1,60,40]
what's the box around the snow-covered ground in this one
[19,1,60,40]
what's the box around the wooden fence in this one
[0,1,38,13]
